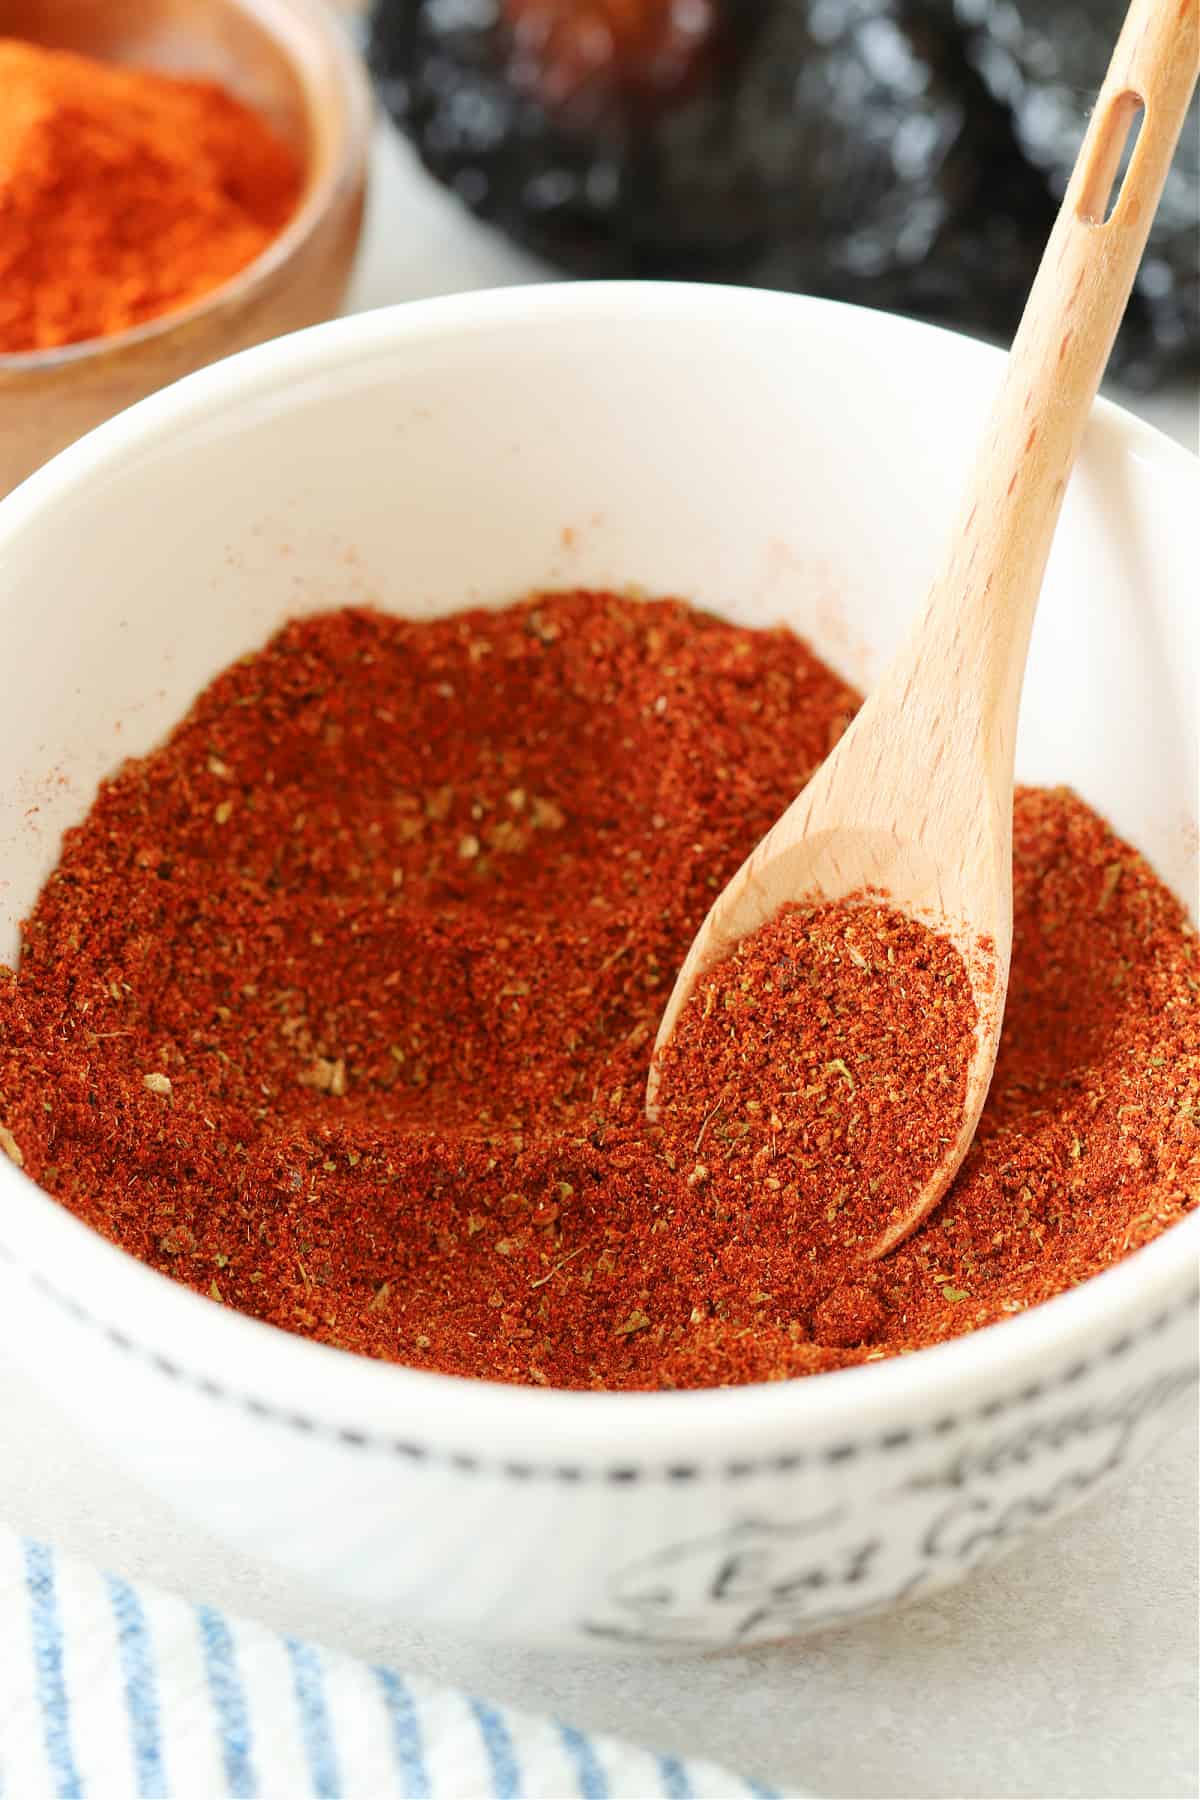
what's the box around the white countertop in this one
[2,120,1195,1800]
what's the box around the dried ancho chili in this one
[369,0,1199,382]
[0,592,1196,1389]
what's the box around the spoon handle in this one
[918,0,1198,757]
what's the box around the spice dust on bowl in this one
[0,0,369,496]
[1,590,1195,1391]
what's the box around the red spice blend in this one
[0,591,1196,1389]
[0,39,304,353]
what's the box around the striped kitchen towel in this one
[0,1532,794,1799]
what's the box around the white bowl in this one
[0,286,1195,1650]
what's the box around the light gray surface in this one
[0,1340,1194,1800]
[1,120,1196,1800]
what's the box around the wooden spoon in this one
[648,0,1199,1259]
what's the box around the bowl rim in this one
[0,0,371,373]
[0,282,1196,1468]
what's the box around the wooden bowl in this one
[0,0,371,497]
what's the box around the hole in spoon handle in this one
[1077,89,1146,225]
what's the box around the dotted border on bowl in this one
[0,1236,1195,1484]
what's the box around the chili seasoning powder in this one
[0,591,1195,1389]
[0,39,303,353]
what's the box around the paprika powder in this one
[0,39,303,354]
[0,591,1195,1389]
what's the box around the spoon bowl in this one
[647,714,1010,1261]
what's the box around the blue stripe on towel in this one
[659,1753,693,1798]
[196,1605,257,1798]
[557,1721,609,1798]
[107,1573,167,1798]
[285,1637,340,1799]
[373,1667,430,1798]
[22,1542,83,1800]
[468,1697,521,1798]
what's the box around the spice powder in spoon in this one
[0,591,1195,1389]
